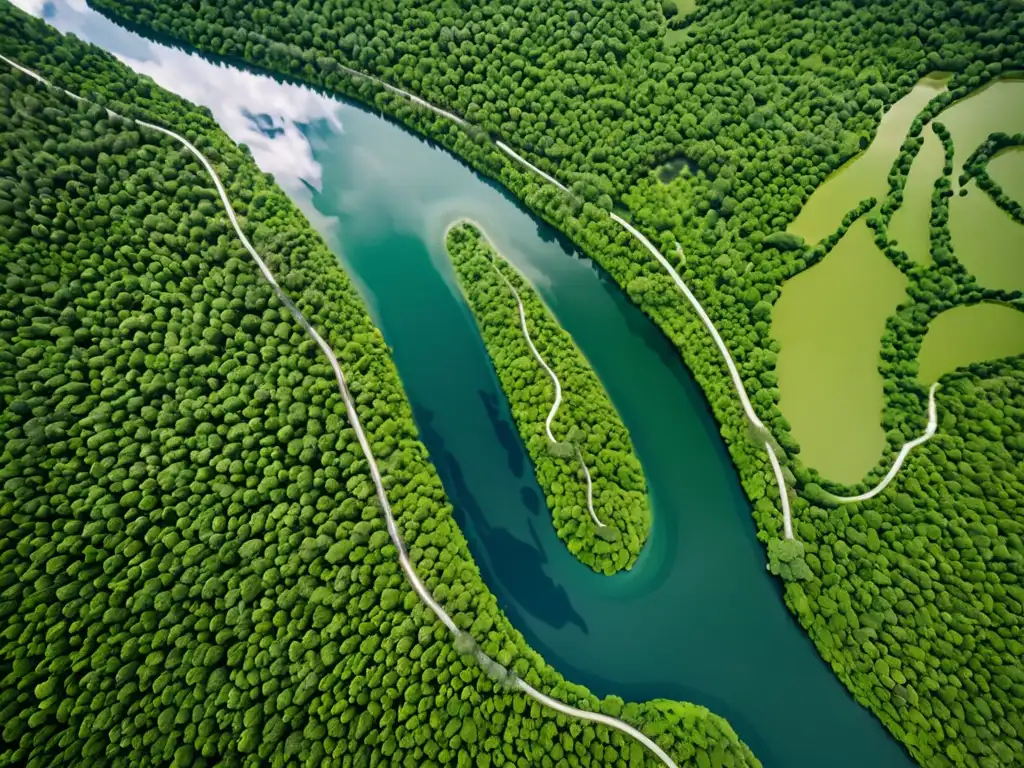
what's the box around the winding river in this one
[12,2,916,766]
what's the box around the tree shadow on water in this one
[411,401,588,635]
[535,219,577,257]
[478,389,524,479]
[519,485,541,517]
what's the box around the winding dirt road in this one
[480,242,606,529]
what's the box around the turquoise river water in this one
[12,2,917,766]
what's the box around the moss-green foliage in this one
[0,7,761,768]
[446,223,650,574]
[55,0,1024,763]
[783,367,1024,767]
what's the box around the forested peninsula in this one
[0,7,759,768]
[6,0,1024,765]
[446,222,651,575]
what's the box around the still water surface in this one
[918,303,1024,385]
[776,76,947,483]
[13,2,917,766]
[788,72,949,245]
[772,220,909,484]
[945,79,1024,293]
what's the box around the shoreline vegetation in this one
[444,220,652,575]
[0,8,759,768]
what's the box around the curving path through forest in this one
[386,83,799,533]
[210,42,939,518]
[0,54,684,768]
[471,229,607,528]
[606,213,795,537]
[828,383,940,503]
[227,50,929,521]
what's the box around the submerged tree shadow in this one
[478,389,525,480]
[411,401,588,635]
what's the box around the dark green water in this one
[19,2,916,766]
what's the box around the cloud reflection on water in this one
[18,0,341,196]
[10,0,50,16]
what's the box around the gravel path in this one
[482,245,606,529]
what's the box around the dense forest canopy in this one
[0,7,759,767]
[89,0,1024,765]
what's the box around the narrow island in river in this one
[0,8,755,768]
[445,221,651,574]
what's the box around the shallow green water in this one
[892,77,1024,291]
[918,303,1024,384]
[788,73,950,244]
[988,147,1024,197]
[941,78,1024,182]
[664,0,697,45]
[938,79,1024,292]
[952,183,1024,291]
[775,79,943,483]
[20,2,919,767]
[944,79,1024,292]
[773,221,909,483]
[667,0,696,15]
[888,126,942,265]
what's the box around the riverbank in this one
[26,4,1023,767]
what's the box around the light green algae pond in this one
[788,72,950,245]
[918,303,1024,384]
[772,221,909,484]
[893,79,1024,278]
[888,126,943,265]
[936,78,1024,292]
[664,0,698,45]
[775,73,1024,484]
[989,147,1024,193]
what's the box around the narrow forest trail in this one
[472,228,607,529]
[605,212,794,538]
[488,147,796,538]
[0,54,686,768]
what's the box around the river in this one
[11,2,916,766]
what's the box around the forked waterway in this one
[11,2,917,766]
